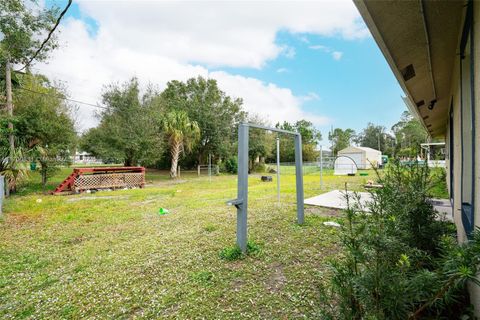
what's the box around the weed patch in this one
[219,240,261,261]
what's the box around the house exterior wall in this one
[446,58,467,242]
[469,2,480,313]
[445,2,479,314]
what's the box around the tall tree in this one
[329,128,355,156]
[161,110,200,178]
[391,111,428,157]
[1,0,66,153]
[161,77,246,165]
[356,123,394,155]
[13,73,76,191]
[80,78,163,166]
[274,120,322,162]
[248,115,272,168]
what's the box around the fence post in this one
[178,165,181,178]
[320,145,323,190]
[0,176,4,218]
[208,154,212,182]
[197,165,200,177]
[276,137,280,204]
[294,134,304,224]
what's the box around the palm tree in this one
[161,110,200,178]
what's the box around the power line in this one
[17,0,73,72]
[16,87,108,109]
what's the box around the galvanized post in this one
[320,145,323,190]
[276,137,280,204]
[294,134,304,224]
[0,175,4,217]
[208,154,212,182]
[237,124,249,252]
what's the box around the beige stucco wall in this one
[445,3,480,315]
[449,73,465,242]
[469,2,480,316]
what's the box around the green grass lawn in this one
[0,166,447,318]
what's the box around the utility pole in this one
[6,60,14,155]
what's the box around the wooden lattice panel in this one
[73,172,144,191]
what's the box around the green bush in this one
[321,161,480,319]
[224,157,238,174]
[252,162,267,173]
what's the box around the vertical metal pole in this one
[276,137,280,204]
[294,134,304,224]
[0,175,4,217]
[208,154,212,182]
[320,145,323,190]
[237,124,249,252]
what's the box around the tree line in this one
[1,69,430,192]
[0,73,323,188]
[79,76,323,176]
[329,110,428,158]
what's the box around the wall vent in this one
[416,100,425,107]
[401,64,416,81]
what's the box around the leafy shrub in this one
[0,147,29,193]
[321,161,480,319]
[224,157,238,174]
[252,162,267,173]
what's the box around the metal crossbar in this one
[227,123,304,253]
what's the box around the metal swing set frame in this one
[227,123,304,253]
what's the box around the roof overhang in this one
[354,0,466,137]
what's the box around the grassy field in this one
[0,166,446,318]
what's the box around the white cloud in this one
[281,46,296,59]
[76,0,366,68]
[33,0,365,130]
[210,71,329,126]
[299,35,310,44]
[332,51,344,60]
[276,68,289,73]
[309,44,344,60]
[301,92,321,102]
[309,45,329,50]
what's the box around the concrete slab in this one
[304,190,372,210]
[305,190,454,222]
[429,198,453,222]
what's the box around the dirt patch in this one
[305,206,342,218]
[231,278,244,292]
[66,195,129,202]
[265,263,287,293]
[5,213,42,228]
[63,234,91,245]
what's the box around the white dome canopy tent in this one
[334,156,358,176]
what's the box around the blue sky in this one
[41,0,406,139]
[217,31,406,135]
